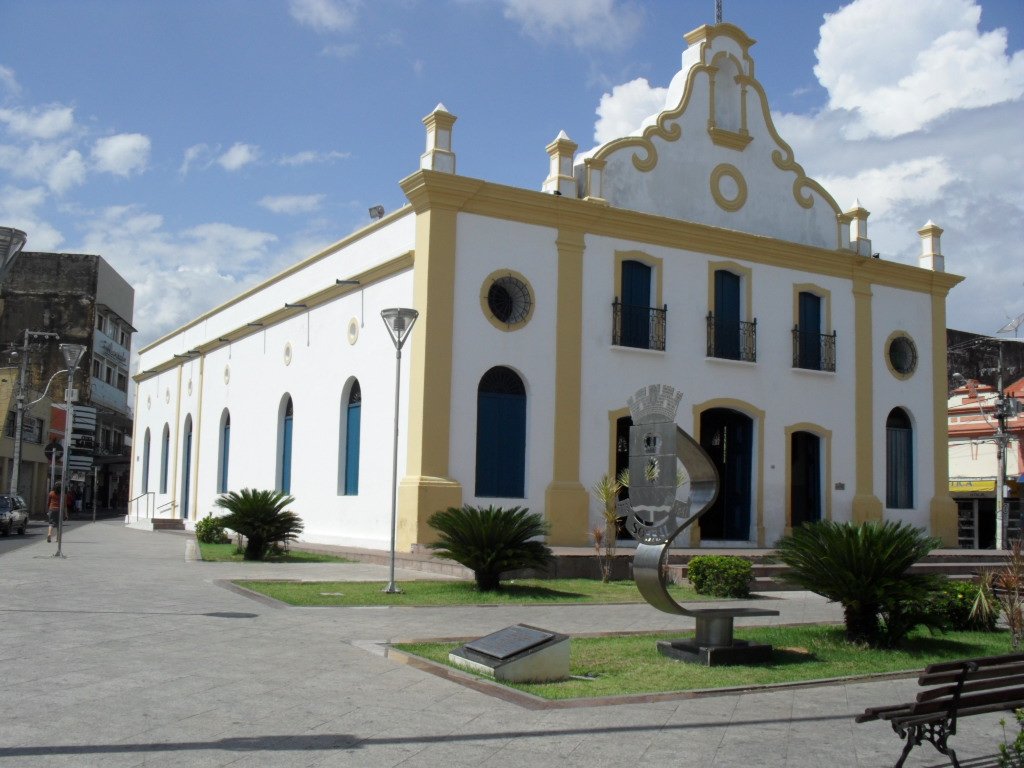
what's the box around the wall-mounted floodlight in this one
[336,279,360,286]
[285,303,307,309]
[369,205,385,221]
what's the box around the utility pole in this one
[8,329,60,496]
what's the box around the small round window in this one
[886,333,918,378]
[481,271,534,330]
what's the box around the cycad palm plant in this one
[427,505,553,591]
[775,520,943,647]
[214,488,303,561]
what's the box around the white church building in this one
[130,22,963,551]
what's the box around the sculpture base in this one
[657,638,774,667]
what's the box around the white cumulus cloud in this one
[258,194,325,214]
[179,143,213,176]
[289,0,360,33]
[0,66,20,96]
[278,149,350,166]
[217,142,260,171]
[503,0,643,50]
[91,133,151,177]
[47,149,87,194]
[814,0,1024,138]
[0,104,75,140]
[594,77,667,144]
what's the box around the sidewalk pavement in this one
[0,520,1010,767]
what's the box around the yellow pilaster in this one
[929,288,958,544]
[852,277,883,523]
[396,172,467,550]
[545,228,589,545]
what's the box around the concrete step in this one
[125,517,185,532]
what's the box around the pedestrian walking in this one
[46,484,62,543]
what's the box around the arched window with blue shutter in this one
[159,424,169,494]
[344,381,361,495]
[218,410,230,493]
[142,428,151,494]
[475,367,526,498]
[280,396,293,494]
[181,415,193,519]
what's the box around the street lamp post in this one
[380,308,418,594]
[54,343,85,559]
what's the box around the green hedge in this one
[686,555,752,598]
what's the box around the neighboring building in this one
[131,22,962,551]
[0,252,135,515]
[948,372,1024,549]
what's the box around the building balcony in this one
[706,313,757,362]
[792,327,837,372]
[612,300,667,351]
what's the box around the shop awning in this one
[949,479,996,493]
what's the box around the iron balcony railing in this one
[612,299,667,351]
[792,327,837,372]
[706,313,757,362]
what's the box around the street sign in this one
[44,441,64,461]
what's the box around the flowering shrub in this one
[195,513,229,544]
[932,580,999,631]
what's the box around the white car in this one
[0,494,29,535]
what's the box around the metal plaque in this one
[464,624,553,660]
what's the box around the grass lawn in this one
[232,578,711,606]
[198,542,354,563]
[395,625,1016,700]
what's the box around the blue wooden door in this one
[714,270,740,359]
[475,367,526,498]
[344,400,361,494]
[699,408,752,540]
[621,260,651,348]
[790,431,821,526]
[798,292,821,369]
[220,419,230,493]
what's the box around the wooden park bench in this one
[856,652,1024,767]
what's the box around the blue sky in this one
[2,0,1023,352]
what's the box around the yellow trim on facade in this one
[479,268,536,332]
[190,354,205,521]
[852,278,883,523]
[396,174,471,550]
[398,172,962,296]
[692,398,767,546]
[792,283,833,333]
[930,290,958,544]
[707,260,754,323]
[709,164,748,211]
[545,229,589,546]
[783,422,833,537]
[614,250,665,309]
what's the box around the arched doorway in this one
[475,366,526,498]
[181,415,192,519]
[699,408,752,540]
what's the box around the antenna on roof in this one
[715,0,723,23]
[997,312,1024,338]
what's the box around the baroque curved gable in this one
[576,23,844,251]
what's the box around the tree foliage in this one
[775,520,944,647]
[427,505,552,591]
[214,488,303,561]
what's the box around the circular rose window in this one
[886,333,918,379]
[482,271,534,330]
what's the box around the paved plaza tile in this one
[0,521,1010,766]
